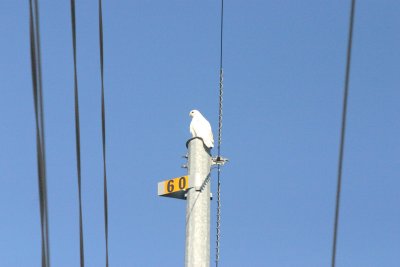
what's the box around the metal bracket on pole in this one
[212,156,229,166]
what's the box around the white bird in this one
[189,110,214,149]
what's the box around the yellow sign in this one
[163,176,188,194]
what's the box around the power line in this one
[216,0,224,266]
[331,1,356,266]
[29,0,51,266]
[98,0,110,266]
[70,1,85,266]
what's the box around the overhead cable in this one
[70,1,85,266]
[29,0,51,266]
[216,0,224,266]
[98,0,110,266]
[331,1,357,266]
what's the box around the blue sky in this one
[1,1,399,266]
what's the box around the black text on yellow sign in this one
[164,176,188,194]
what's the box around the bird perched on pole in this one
[189,110,214,149]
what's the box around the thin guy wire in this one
[29,0,50,266]
[215,166,221,266]
[331,1,356,266]
[70,1,85,266]
[98,0,110,266]
[216,0,224,266]
[185,173,211,228]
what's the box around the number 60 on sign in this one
[157,176,189,199]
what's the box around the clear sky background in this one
[1,1,399,266]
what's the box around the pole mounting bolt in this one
[181,153,189,168]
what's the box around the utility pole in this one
[157,137,213,267]
[185,137,212,267]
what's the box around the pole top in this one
[186,137,212,156]
[186,137,205,148]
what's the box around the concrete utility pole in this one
[185,137,212,267]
